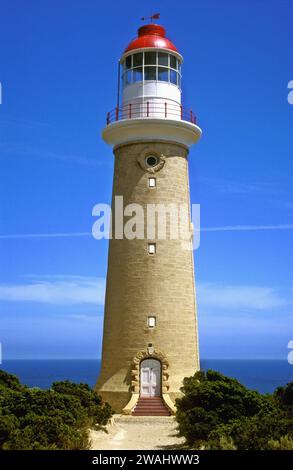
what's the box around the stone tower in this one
[95,22,202,413]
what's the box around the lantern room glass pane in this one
[133,52,143,67]
[158,67,169,82]
[133,67,143,82]
[170,69,177,85]
[170,55,177,70]
[144,66,157,81]
[145,51,157,65]
[158,52,169,66]
[125,56,132,69]
[125,70,132,85]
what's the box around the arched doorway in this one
[140,358,161,397]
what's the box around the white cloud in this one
[201,224,293,232]
[0,275,105,305]
[0,275,291,315]
[197,282,290,310]
[2,224,293,240]
[198,176,274,195]
[0,142,105,167]
[0,232,92,239]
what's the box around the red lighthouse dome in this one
[124,24,178,53]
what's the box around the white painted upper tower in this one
[102,22,202,148]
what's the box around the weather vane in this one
[141,13,160,23]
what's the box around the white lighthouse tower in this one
[96,21,202,415]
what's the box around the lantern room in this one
[103,22,201,148]
[121,49,182,90]
[119,24,183,117]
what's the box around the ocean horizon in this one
[1,358,292,394]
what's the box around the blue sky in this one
[0,0,293,360]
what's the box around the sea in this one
[0,359,292,394]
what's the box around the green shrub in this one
[207,409,290,450]
[51,380,112,426]
[175,370,293,450]
[206,434,236,450]
[0,415,20,447]
[274,382,293,413]
[0,370,24,391]
[267,435,293,450]
[0,370,113,450]
[3,414,89,450]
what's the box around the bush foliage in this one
[176,369,293,450]
[0,370,113,450]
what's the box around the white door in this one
[140,359,161,397]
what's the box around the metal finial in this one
[141,13,160,23]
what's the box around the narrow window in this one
[145,51,157,65]
[148,177,156,188]
[133,53,143,67]
[144,66,157,81]
[170,69,177,85]
[125,70,132,85]
[170,55,177,70]
[147,316,156,328]
[148,243,156,255]
[158,67,169,82]
[125,55,132,69]
[158,52,169,66]
[133,67,143,83]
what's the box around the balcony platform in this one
[102,117,202,149]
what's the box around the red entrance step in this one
[132,397,171,416]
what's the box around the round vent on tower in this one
[146,155,158,167]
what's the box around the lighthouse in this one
[95,20,202,415]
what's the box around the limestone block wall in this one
[95,140,199,411]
